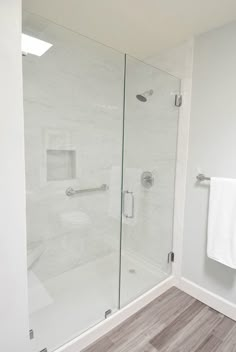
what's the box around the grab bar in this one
[66,184,108,197]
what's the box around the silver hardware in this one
[29,329,34,340]
[175,94,182,107]
[66,184,108,197]
[123,190,134,219]
[168,251,175,263]
[141,171,154,189]
[136,89,154,102]
[105,309,112,319]
[196,174,211,182]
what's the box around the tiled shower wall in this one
[122,58,180,273]
[23,12,124,282]
[23,11,193,284]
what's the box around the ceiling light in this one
[21,34,53,56]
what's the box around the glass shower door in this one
[120,56,180,307]
[23,11,124,352]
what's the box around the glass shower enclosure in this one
[120,56,180,307]
[23,11,180,352]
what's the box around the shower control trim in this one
[141,171,154,189]
[122,190,135,219]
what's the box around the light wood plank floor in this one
[82,287,236,352]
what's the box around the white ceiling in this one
[23,0,236,59]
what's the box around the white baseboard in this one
[176,278,236,321]
[56,276,176,352]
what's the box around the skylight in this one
[21,34,53,56]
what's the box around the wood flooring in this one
[82,287,236,352]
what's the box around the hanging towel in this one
[207,177,236,269]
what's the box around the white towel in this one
[207,177,236,269]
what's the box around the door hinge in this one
[29,329,34,340]
[105,309,112,319]
[168,251,175,263]
[175,94,182,107]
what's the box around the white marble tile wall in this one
[23,11,193,286]
[23,12,124,282]
[122,57,180,274]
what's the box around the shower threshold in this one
[28,252,168,352]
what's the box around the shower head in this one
[136,94,147,102]
[136,89,154,102]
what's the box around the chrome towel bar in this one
[66,184,108,196]
[196,174,211,182]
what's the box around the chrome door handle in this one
[122,190,134,219]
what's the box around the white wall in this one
[0,1,29,352]
[182,22,236,303]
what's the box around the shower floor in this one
[29,252,168,352]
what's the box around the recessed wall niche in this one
[46,149,76,181]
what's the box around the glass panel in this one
[120,56,180,307]
[23,11,124,352]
